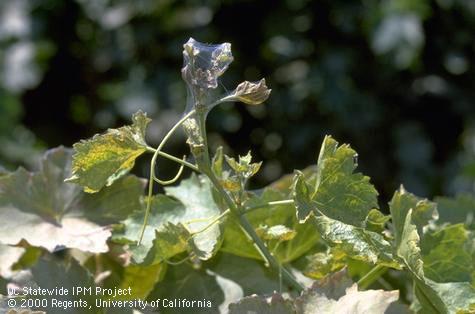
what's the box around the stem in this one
[195,119,304,291]
[138,110,196,245]
[197,109,211,169]
[357,264,387,290]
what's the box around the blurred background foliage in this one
[1,0,475,205]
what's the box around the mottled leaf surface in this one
[314,215,400,268]
[293,136,378,226]
[66,110,151,193]
[421,224,474,283]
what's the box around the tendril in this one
[151,155,186,185]
[138,110,196,245]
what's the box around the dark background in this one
[1,0,475,206]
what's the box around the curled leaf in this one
[224,79,271,105]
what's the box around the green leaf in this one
[114,174,223,264]
[435,193,475,230]
[421,224,474,284]
[0,147,144,253]
[292,137,399,269]
[314,215,400,268]
[148,223,195,262]
[209,253,285,295]
[0,244,24,278]
[221,188,318,263]
[147,263,224,314]
[390,188,475,313]
[293,135,378,227]
[85,253,166,300]
[66,110,151,193]
[30,255,100,314]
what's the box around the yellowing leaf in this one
[66,110,151,193]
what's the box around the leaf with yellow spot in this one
[66,110,151,193]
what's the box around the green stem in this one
[194,110,303,291]
[197,109,211,169]
[357,264,387,290]
[138,110,196,245]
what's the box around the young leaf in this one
[223,79,271,105]
[293,136,378,227]
[66,110,151,193]
[225,151,262,179]
[0,147,144,253]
